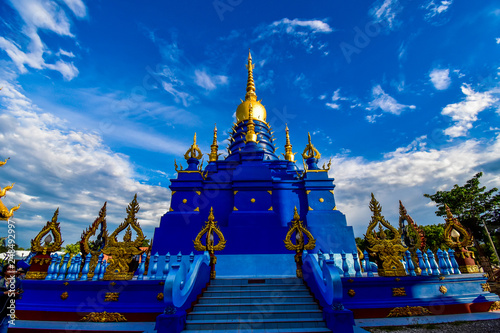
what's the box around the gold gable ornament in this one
[193,207,226,279]
[365,194,407,277]
[284,207,316,278]
[398,201,426,274]
[0,158,21,220]
[80,202,109,278]
[102,194,145,280]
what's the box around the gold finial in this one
[184,133,203,160]
[208,124,221,162]
[236,50,267,122]
[302,132,321,160]
[245,50,257,102]
[282,124,296,162]
[51,208,59,223]
[244,103,258,143]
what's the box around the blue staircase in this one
[182,277,332,332]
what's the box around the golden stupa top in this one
[236,51,267,123]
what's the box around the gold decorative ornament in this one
[196,191,201,195]
[25,271,47,280]
[250,198,255,203]
[365,194,407,277]
[60,292,68,300]
[489,301,500,311]
[102,194,145,280]
[193,207,226,279]
[80,312,127,322]
[392,287,406,297]
[460,265,480,273]
[104,292,119,302]
[110,282,116,286]
[282,125,296,162]
[481,283,491,292]
[30,208,64,254]
[395,278,401,282]
[267,190,272,195]
[268,206,273,211]
[439,285,447,294]
[387,306,432,317]
[182,199,187,204]
[80,202,108,278]
[157,293,164,301]
[193,207,199,212]
[0,157,9,166]
[302,133,321,160]
[319,198,324,203]
[236,50,267,123]
[321,159,332,171]
[208,124,222,162]
[348,289,356,297]
[63,282,69,286]
[184,133,203,160]
[284,207,316,278]
[348,279,354,283]
[439,276,445,281]
[0,158,21,220]
[243,103,258,143]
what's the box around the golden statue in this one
[284,207,316,278]
[193,207,226,279]
[0,157,9,167]
[365,194,407,276]
[102,194,145,280]
[282,125,297,162]
[0,158,21,220]
[235,51,267,123]
[184,133,203,160]
[30,208,64,255]
[302,133,321,160]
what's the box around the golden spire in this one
[302,132,321,159]
[282,124,296,162]
[184,133,203,160]
[244,103,258,143]
[236,50,267,123]
[208,124,220,162]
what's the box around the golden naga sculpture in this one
[243,103,258,144]
[284,207,316,278]
[80,202,109,276]
[30,208,64,255]
[398,201,426,252]
[102,194,145,280]
[365,194,407,276]
[235,50,267,123]
[0,158,21,220]
[282,125,297,162]
[302,132,321,160]
[443,205,478,273]
[0,157,9,167]
[193,207,226,279]
[208,124,222,162]
[184,133,203,160]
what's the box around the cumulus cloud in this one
[429,68,451,90]
[442,84,497,137]
[194,70,228,90]
[0,0,87,80]
[369,85,416,115]
[0,81,169,246]
[327,134,500,237]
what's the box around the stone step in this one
[202,289,312,297]
[187,309,323,321]
[184,318,328,330]
[197,295,314,304]
[193,302,321,312]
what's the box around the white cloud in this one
[369,85,416,115]
[194,70,228,90]
[60,0,87,18]
[57,49,75,58]
[268,18,333,33]
[370,0,402,30]
[496,38,500,44]
[326,103,340,109]
[327,134,500,237]
[429,68,451,90]
[0,81,169,247]
[0,0,86,80]
[423,1,453,20]
[442,84,497,137]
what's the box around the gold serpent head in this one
[184,133,203,160]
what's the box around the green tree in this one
[63,242,81,255]
[421,224,447,252]
[424,172,500,261]
[355,237,368,253]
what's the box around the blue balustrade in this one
[423,252,431,275]
[318,249,324,268]
[443,250,453,274]
[341,250,349,277]
[45,254,58,280]
[162,252,170,280]
[427,250,440,276]
[92,253,103,281]
[416,249,428,276]
[448,248,461,274]
[363,250,374,277]
[405,251,416,276]
[137,252,147,280]
[437,249,450,275]
[80,253,91,281]
[353,251,362,277]
[57,253,70,280]
[98,260,107,280]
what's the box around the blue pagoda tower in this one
[151,52,356,276]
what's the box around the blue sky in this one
[1,0,500,248]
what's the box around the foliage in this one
[355,237,368,253]
[140,238,150,247]
[63,242,81,255]
[421,224,447,252]
[424,172,500,243]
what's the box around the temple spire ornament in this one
[244,103,258,143]
[208,124,221,162]
[284,207,316,278]
[282,124,296,162]
[184,133,203,161]
[235,50,267,122]
[302,133,321,160]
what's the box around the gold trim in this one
[333,206,337,210]
[234,191,238,195]
[481,283,491,292]
[250,198,255,203]
[268,206,273,211]
[233,206,238,211]
[329,190,334,195]
[196,191,201,195]
[171,191,176,196]
[387,306,432,317]
[104,292,120,302]
[439,285,447,294]
[489,301,500,311]
[308,206,313,211]
[25,271,47,280]
[194,207,199,212]
[169,207,174,212]
[348,289,355,297]
[80,312,127,322]
[157,293,164,301]
[63,282,69,286]
[182,199,187,204]
[60,292,68,300]
[319,198,324,202]
[306,190,311,195]
[267,190,272,195]
[392,287,406,296]
[305,169,328,173]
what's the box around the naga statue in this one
[80,202,109,277]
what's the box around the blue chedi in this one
[151,51,356,276]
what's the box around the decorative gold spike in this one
[193,207,226,279]
[233,206,238,211]
[208,124,221,162]
[302,133,321,160]
[329,190,334,195]
[184,133,203,160]
[267,191,272,195]
[284,207,316,278]
[195,191,201,195]
[30,208,63,254]
[244,103,258,143]
[282,125,297,162]
[169,207,173,212]
[268,206,273,211]
[234,191,238,195]
[194,207,199,212]
[245,50,257,102]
